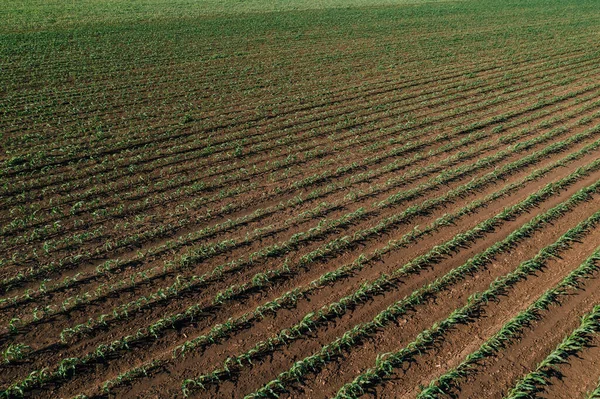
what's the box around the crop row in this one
[4,39,570,160]
[5,93,600,350]
[5,22,587,153]
[6,13,593,143]
[418,248,600,398]
[6,69,597,276]
[6,36,565,181]
[6,44,597,205]
[3,65,596,276]
[588,378,600,399]
[505,304,600,399]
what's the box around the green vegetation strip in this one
[3,59,592,256]
[4,67,599,296]
[588,378,600,399]
[418,250,600,398]
[504,304,600,399]
[3,42,592,186]
[5,55,598,256]
[7,82,600,313]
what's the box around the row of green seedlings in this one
[1,105,591,357]
[239,247,600,398]
[6,31,580,173]
[2,225,105,266]
[35,114,598,348]
[0,128,498,311]
[7,42,592,158]
[10,22,498,116]
[8,57,600,260]
[6,13,589,107]
[8,21,592,158]
[91,128,600,397]
[7,90,600,338]
[200,51,598,171]
[327,205,600,399]
[0,186,317,308]
[182,160,600,397]
[505,303,600,399]
[5,52,600,284]
[10,22,596,152]
[7,48,592,202]
[9,103,561,306]
[4,78,599,310]
[0,344,30,365]
[5,52,595,243]
[7,96,600,399]
[418,251,600,398]
[588,378,600,399]
[11,26,584,134]
[9,206,365,343]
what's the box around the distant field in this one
[1,0,460,30]
[2,0,600,398]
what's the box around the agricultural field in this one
[2,0,600,397]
